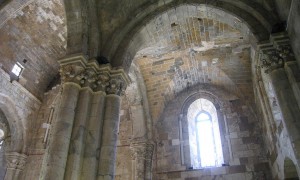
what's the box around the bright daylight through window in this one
[11,62,23,77]
[188,98,223,168]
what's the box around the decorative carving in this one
[60,64,85,84]
[106,76,126,95]
[259,33,295,74]
[93,73,110,92]
[58,55,130,94]
[5,152,27,170]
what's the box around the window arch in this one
[187,98,223,168]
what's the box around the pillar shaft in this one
[81,91,106,179]
[64,88,92,180]
[98,94,121,180]
[41,83,80,180]
[270,68,300,142]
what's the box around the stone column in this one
[269,68,300,141]
[4,152,27,180]
[81,90,106,179]
[258,33,300,158]
[130,142,154,180]
[64,87,92,180]
[97,94,121,180]
[41,82,80,180]
[41,56,92,180]
[98,76,126,180]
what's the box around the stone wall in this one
[21,85,61,179]
[0,68,41,151]
[153,84,271,179]
[0,0,66,98]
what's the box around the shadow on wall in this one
[284,158,299,180]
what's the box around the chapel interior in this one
[0,0,300,179]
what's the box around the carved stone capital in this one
[58,55,130,94]
[5,152,27,170]
[130,142,154,160]
[258,33,295,74]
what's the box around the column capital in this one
[58,54,130,94]
[258,32,295,74]
[130,142,154,160]
[5,152,27,170]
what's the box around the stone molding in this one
[258,32,295,74]
[58,54,130,95]
[5,152,27,170]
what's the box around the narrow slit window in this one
[11,62,23,77]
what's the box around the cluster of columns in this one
[39,55,129,180]
[258,32,300,160]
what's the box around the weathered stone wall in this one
[0,66,42,178]
[153,84,270,180]
[0,68,41,151]
[115,64,150,180]
[0,0,66,98]
[20,85,61,179]
[136,46,253,124]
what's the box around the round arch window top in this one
[187,98,224,168]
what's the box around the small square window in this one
[11,62,23,77]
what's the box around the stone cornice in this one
[258,32,295,74]
[58,55,130,94]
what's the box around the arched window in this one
[187,98,223,168]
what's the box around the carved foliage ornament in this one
[60,64,127,94]
[260,45,294,74]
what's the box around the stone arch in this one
[63,0,99,57]
[0,93,25,153]
[284,157,299,179]
[106,0,279,69]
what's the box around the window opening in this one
[11,62,23,77]
[0,129,4,150]
[187,98,223,168]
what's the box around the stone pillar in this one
[269,68,300,141]
[97,93,121,180]
[39,55,129,180]
[64,88,92,180]
[130,142,154,180]
[81,91,106,179]
[258,33,300,159]
[41,82,80,180]
[97,74,129,180]
[4,152,27,180]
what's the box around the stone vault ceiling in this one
[130,5,251,58]
[128,5,254,122]
[0,0,66,98]
[0,0,280,100]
